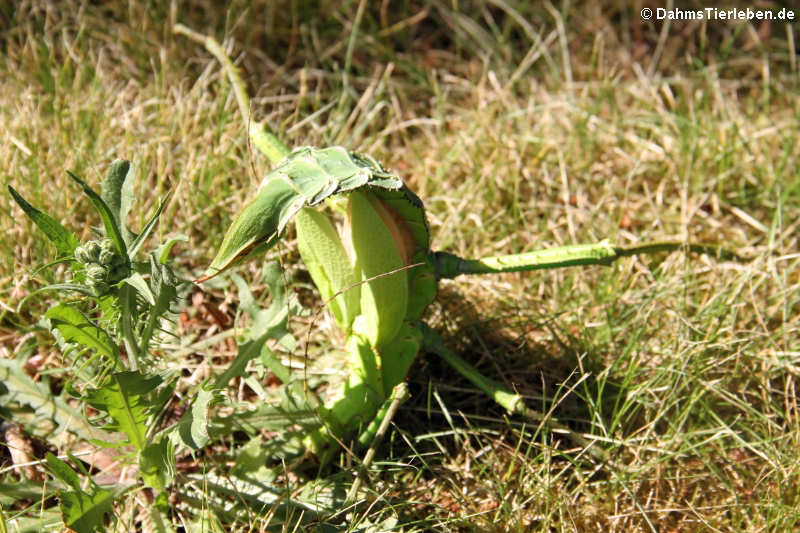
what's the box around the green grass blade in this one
[616,241,744,261]
[127,192,171,259]
[347,382,410,504]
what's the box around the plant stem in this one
[139,305,157,358]
[420,324,608,462]
[346,382,409,504]
[119,284,140,371]
[173,24,290,165]
[435,240,742,279]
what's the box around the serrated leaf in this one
[100,159,136,245]
[45,453,81,491]
[211,382,319,437]
[16,283,99,314]
[174,386,218,450]
[190,509,226,533]
[83,372,162,452]
[0,511,62,533]
[121,272,155,305]
[149,257,180,310]
[139,438,175,490]
[67,170,128,261]
[45,454,116,533]
[0,480,56,507]
[44,303,117,360]
[138,256,182,353]
[241,262,293,341]
[59,485,116,533]
[146,504,174,533]
[231,436,277,478]
[0,358,101,441]
[8,185,80,257]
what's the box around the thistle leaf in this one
[7,186,80,258]
[45,454,117,533]
[139,438,176,490]
[121,272,155,305]
[214,264,293,387]
[127,192,171,258]
[44,304,118,360]
[100,159,136,245]
[0,357,101,441]
[83,371,163,452]
[68,171,128,261]
[173,386,219,450]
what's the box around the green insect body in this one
[184,26,745,463]
[295,207,360,331]
[347,189,409,348]
[199,142,739,462]
[199,146,437,457]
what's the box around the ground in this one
[1,1,798,531]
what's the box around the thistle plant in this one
[178,26,741,464]
[8,161,183,372]
[8,161,193,529]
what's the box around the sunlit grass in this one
[1,1,798,531]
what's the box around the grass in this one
[1,1,799,531]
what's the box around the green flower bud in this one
[90,281,110,296]
[98,249,115,266]
[84,240,102,262]
[74,245,89,264]
[86,263,107,283]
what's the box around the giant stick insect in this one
[178,26,738,463]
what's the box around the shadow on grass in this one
[400,284,639,456]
